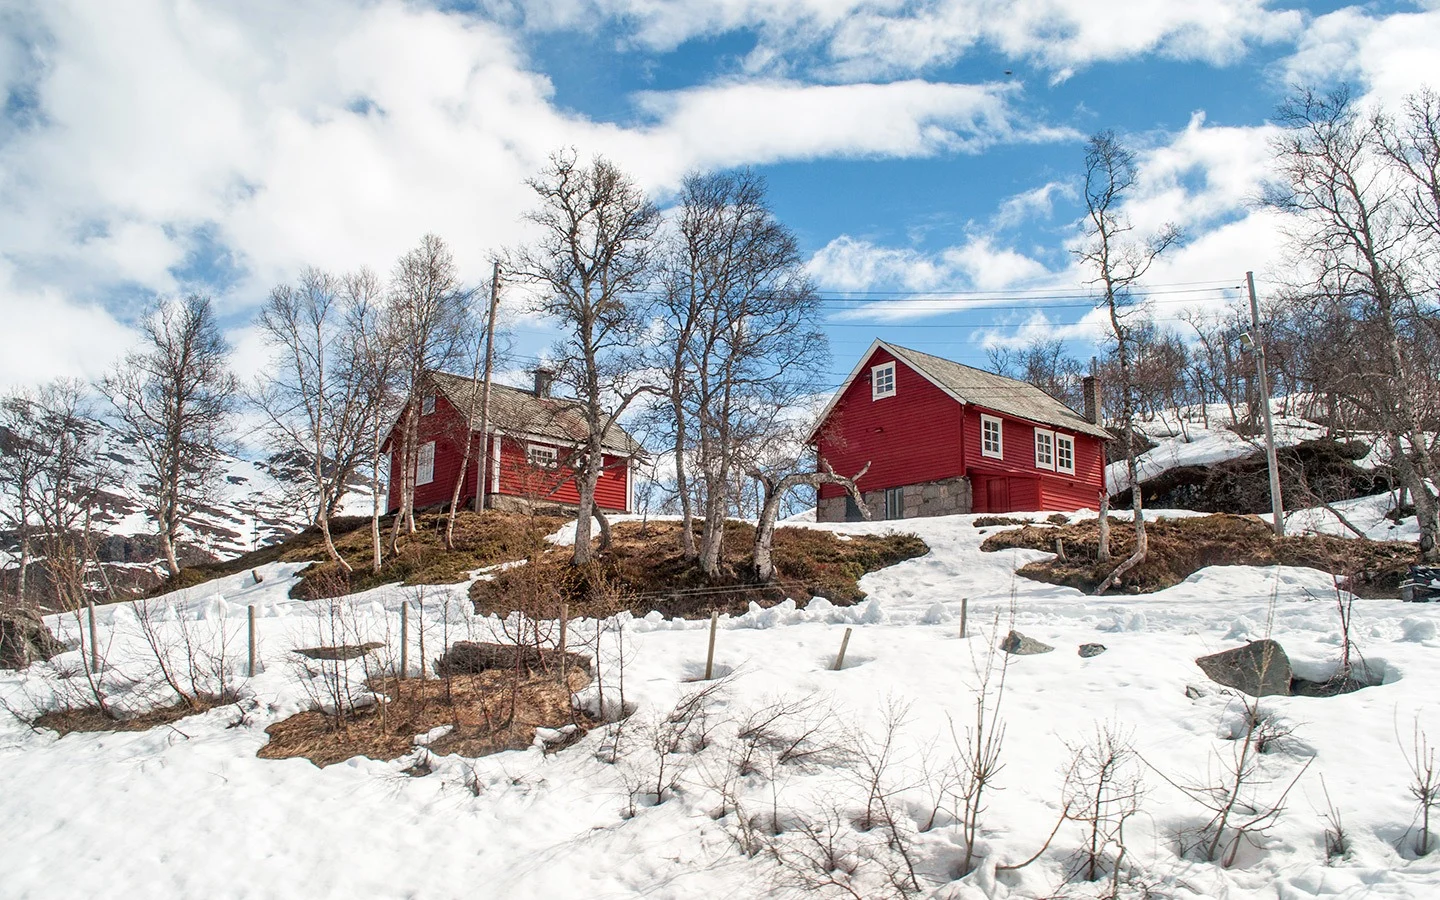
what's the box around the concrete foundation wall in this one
[816,476,972,522]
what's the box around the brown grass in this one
[35,692,238,735]
[258,669,593,767]
[471,520,930,619]
[982,513,1417,595]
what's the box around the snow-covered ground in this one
[2,513,1438,899]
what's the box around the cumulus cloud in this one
[0,0,1057,389]
[1283,5,1440,106]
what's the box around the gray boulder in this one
[1078,643,1107,658]
[1195,639,1292,697]
[999,630,1054,655]
[1,608,66,669]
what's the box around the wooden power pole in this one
[474,261,501,513]
[1247,271,1284,536]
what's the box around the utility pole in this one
[473,261,501,513]
[1246,271,1284,536]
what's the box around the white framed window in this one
[871,362,897,400]
[1055,434,1076,475]
[1034,428,1055,471]
[980,414,1003,459]
[421,394,436,415]
[527,443,558,470]
[416,441,435,485]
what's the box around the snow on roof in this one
[427,370,644,456]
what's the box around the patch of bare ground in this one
[470,520,929,619]
[981,513,1417,596]
[257,669,593,767]
[34,692,239,736]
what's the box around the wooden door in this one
[986,477,1010,513]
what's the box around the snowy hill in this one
[2,512,1437,899]
[1,416,373,594]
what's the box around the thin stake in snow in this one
[704,611,718,680]
[247,604,257,677]
[832,627,853,671]
[960,597,969,639]
[399,602,409,680]
[87,600,100,674]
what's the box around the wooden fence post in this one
[417,596,426,680]
[832,627,853,671]
[558,602,569,683]
[400,602,409,680]
[959,597,969,639]
[87,601,100,673]
[248,604,257,677]
[704,611,718,680]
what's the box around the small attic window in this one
[421,394,436,416]
[871,362,896,400]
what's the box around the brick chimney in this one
[1082,375,1102,425]
[533,367,554,398]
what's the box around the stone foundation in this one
[817,476,972,522]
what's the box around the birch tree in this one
[387,234,474,544]
[343,268,402,574]
[1268,86,1440,559]
[661,170,827,579]
[101,294,236,578]
[1075,132,1180,594]
[510,150,661,566]
[254,267,377,571]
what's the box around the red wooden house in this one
[384,369,643,516]
[811,341,1110,521]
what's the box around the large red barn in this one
[810,341,1110,521]
[383,369,642,516]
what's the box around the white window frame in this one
[884,486,905,520]
[1034,428,1055,471]
[420,394,436,416]
[1055,434,1076,476]
[527,443,558,470]
[980,414,1004,460]
[416,441,435,485]
[871,362,897,400]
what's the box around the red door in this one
[986,477,1010,513]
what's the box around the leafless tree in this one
[1,386,53,601]
[254,267,380,571]
[1062,723,1145,886]
[987,338,1086,412]
[750,458,870,582]
[657,170,827,578]
[1402,718,1438,856]
[343,268,403,574]
[509,150,662,566]
[1075,131,1181,594]
[100,294,236,577]
[386,234,475,545]
[1267,85,1440,559]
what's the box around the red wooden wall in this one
[385,392,630,514]
[815,347,1106,513]
[816,347,963,501]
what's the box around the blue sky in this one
[0,0,1436,394]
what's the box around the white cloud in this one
[512,0,1303,79]
[0,261,138,389]
[1283,5,1440,106]
[0,0,1057,388]
[994,179,1075,229]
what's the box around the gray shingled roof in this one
[883,343,1112,440]
[427,370,644,456]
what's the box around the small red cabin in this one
[383,369,642,516]
[810,341,1110,521]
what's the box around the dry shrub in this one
[259,667,593,767]
[982,513,1416,595]
[35,692,237,735]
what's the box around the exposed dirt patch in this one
[288,511,567,601]
[257,669,592,767]
[35,692,238,735]
[982,513,1416,596]
[470,520,929,620]
[972,516,1028,528]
